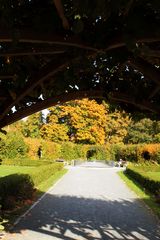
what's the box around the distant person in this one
[37,147,42,159]
[53,0,70,29]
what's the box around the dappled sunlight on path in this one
[3,167,160,240]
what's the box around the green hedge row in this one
[0,163,63,210]
[1,131,160,163]
[0,174,34,210]
[30,163,63,186]
[111,143,160,164]
[125,166,160,195]
[1,159,53,166]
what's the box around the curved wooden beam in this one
[0,55,69,122]
[0,90,105,128]
[0,50,65,57]
[0,31,99,52]
[0,75,15,80]
[141,50,160,59]
[0,31,159,53]
[148,86,160,100]
[105,36,160,51]
[128,57,160,85]
[109,92,160,113]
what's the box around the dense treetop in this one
[0,0,159,128]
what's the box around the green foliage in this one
[0,163,63,211]
[0,174,34,210]
[73,144,86,160]
[86,145,110,160]
[153,151,160,164]
[29,163,63,186]
[24,137,61,160]
[109,143,124,161]
[105,110,131,144]
[40,99,130,145]
[41,140,61,160]
[1,159,52,166]
[0,131,28,159]
[111,143,160,164]
[125,118,160,144]
[22,112,43,138]
[114,144,139,162]
[60,142,76,161]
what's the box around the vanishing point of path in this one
[3,163,160,240]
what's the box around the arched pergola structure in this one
[0,0,159,128]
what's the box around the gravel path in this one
[3,164,160,240]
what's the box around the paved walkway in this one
[3,165,160,240]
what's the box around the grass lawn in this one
[118,170,160,219]
[144,172,160,181]
[0,165,36,177]
[127,164,160,181]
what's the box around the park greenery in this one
[0,99,160,229]
[1,99,160,164]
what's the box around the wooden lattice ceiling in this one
[0,0,160,128]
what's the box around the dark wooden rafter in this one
[148,86,160,100]
[123,0,134,16]
[140,49,160,59]
[0,75,16,80]
[0,90,105,128]
[127,57,160,85]
[0,31,159,53]
[109,92,160,113]
[0,31,99,52]
[0,50,65,57]
[0,54,70,121]
[105,36,160,52]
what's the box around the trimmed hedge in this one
[1,159,53,166]
[0,174,34,210]
[112,143,160,164]
[30,163,63,186]
[0,131,28,159]
[125,166,160,195]
[0,163,63,210]
[24,138,61,160]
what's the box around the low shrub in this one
[137,144,160,163]
[111,143,160,164]
[24,138,61,160]
[0,132,28,160]
[24,138,41,160]
[85,145,111,160]
[0,163,63,210]
[1,159,52,166]
[60,142,76,161]
[30,163,63,186]
[41,140,61,160]
[0,174,34,210]
[125,166,160,195]
[110,143,125,161]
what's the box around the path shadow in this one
[7,194,160,240]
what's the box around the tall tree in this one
[40,107,69,142]
[40,99,131,144]
[22,112,43,138]
[124,118,160,144]
[105,109,131,144]
[60,99,108,144]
